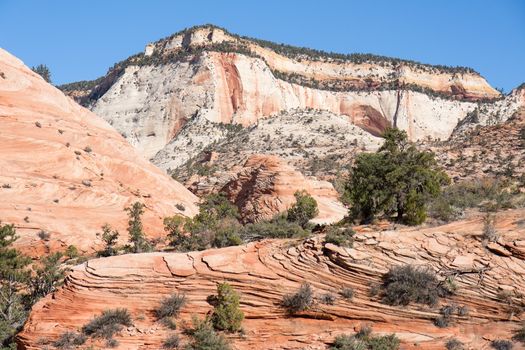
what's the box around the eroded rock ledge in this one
[18,209,525,349]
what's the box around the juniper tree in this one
[125,202,150,253]
[346,128,449,225]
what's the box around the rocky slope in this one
[428,96,525,183]
[59,25,502,173]
[0,48,198,257]
[19,208,525,349]
[220,154,347,224]
[168,109,382,182]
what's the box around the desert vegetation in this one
[81,308,132,347]
[330,327,400,350]
[31,64,51,83]
[281,283,314,314]
[208,283,244,333]
[0,222,66,349]
[184,316,231,350]
[164,191,319,252]
[379,265,454,307]
[346,128,449,225]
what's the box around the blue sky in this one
[1,0,524,91]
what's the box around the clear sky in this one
[1,0,524,91]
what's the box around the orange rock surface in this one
[18,209,525,349]
[222,154,347,224]
[0,49,198,257]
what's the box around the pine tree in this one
[0,222,30,347]
[98,224,119,257]
[30,64,51,83]
[210,283,244,333]
[125,202,150,253]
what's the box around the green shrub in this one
[491,340,513,350]
[210,283,244,333]
[65,245,79,259]
[330,330,400,350]
[325,226,355,247]
[162,334,180,349]
[366,334,400,350]
[446,338,464,350]
[434,179,517,215]
[287,190,319,228]
[82,308,132,339]
[282,283,313,314]
[164,194,242,251]
[212,218,243,248]
[53,331,86,348]
[240,215,310,241]
[156,293,186,320]
[184,316,231,350]
[380,265,450,307]
[330,334,366,350]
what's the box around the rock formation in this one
[0,49,198,257]
[221,154,347,224]
[59,25,502,174]
[18,208,525,349]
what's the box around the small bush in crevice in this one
[162,334,180,349]
[282,283,313,314]
[491,340,513,350]
[324,226,355,247]
[184,316,231,350]
[445,338,464,350]
[319,293,336,305]
[380,265,451,307]
[340,287,354,300]
[434,304,456,328]
[81,308,132,339]
[53,331,86,348]
[514,322,525,343]
[458,305,469,316]
[156,293,186,320]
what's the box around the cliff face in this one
[60,26,501,170]
[18,208,525,349]
[0,49,199,257]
